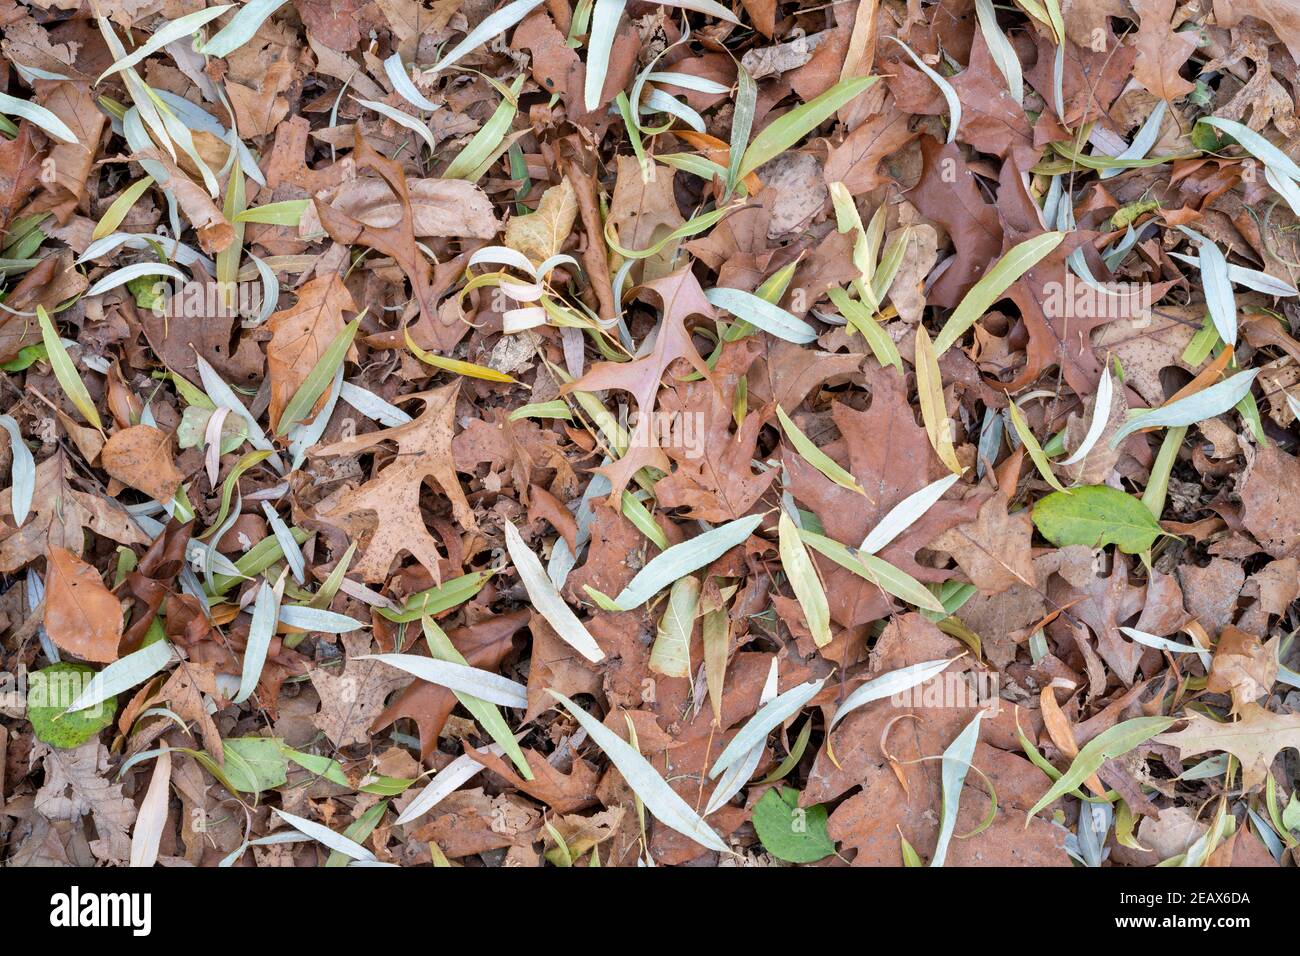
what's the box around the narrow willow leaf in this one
[1167,251,1298,297]
[0,91,77,143]
[504,522,604,662]
[276,317,359,434]
[737,75,877,179]
[278,605,364,633]
[234,579,279,703]
[421,618,533,779]
[860,473,960,555]
[974,0,1022,105]
[85,262,187,297]
[798,527,946,613]
[377,570,492,623]
[1119,627,1212,670]
[403,327,515,382]
[201,0,290,58]
[1142,425,1186,520]
[888,37,960,144]
[1199,116,1300,182]
[915,325,962,473]
[933,711,984,866]
[703,606,730,725]
[233,200,308,225]
[260,503,305,583]
[604,204,736,261]
[1026,716,1177,820]
[360,653,528,708]
[830,658,956,729]
[354,98,436,153]
[705,287,817,343]
[92,176,155,241]
[1059,367,1113,465]
[394,741,511,825]
[659,0,739,20]
[778,511,831,648]
[428,0,546,75]
[650,575,700,677]
[933,232,1065,355]
[776,405,865,496]
[710,677,826,778]
[66,639,176,714]
[382,52,440,112]
[1263,163,1300,218]
[0,415,34,526]
[585,0,626,112]
[340,382,413,427]
[99,5,232,82]
[1184,229,1238,347]
[613,514,763,609]
[549,691,731,854]
[621,491,669,550]
[825,286,902,369]
[444,74,523,179]
[1101,100,1166,180]
[705,659,778,815]
[726,64,756,196]
[508,400,572,422]
[272,809,376,862]
[36,306,101,431]
[1109,369,1259,447]
[1008,400,1067,493]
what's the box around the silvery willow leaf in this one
[66,639,177,714]
[830,658,957,729]
[860,473,961,554]
[1109,369,1259,446]
[704,659,778,815]
[359,654,528,708]
[394,741,510,825]
[0,415,34,526]
[1059,367,1113,465]
[709,677,826,779]
[932,710,984,867]
[235,578,280,703]
[504,521,604,662]
[613,514,763,609]
[272,809,376,862]
[549,691,731,855]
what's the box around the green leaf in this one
[1026,716,1176,820]
[36,305,101,431]
[1032,485,1164,554]
[737,75,877,180]
[28,663,117,749]
[223,737,290,794]
[275,317,359,434]
[932,232,1065,355]
[776,404,865,496]
[751,787,835,863]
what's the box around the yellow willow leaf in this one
[1008,401,1069,494]
[914,325,961,474]
[36,306,102,431]
[404,327,517,383]
[778,512,831,647]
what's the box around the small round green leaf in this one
[28,662,117,749]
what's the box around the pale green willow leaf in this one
[98,6,232,83]
[860,473,960,555]
[1199,116,1300,182]
[0,415,34,526]
[1109,369,1259,446]
[358,654,528,708]
[0,91,77,143]
[613,514,763,609]
[36,306,101,431]
[234,579,279,703]
[737,75,877,179]
[585,0,626,112]
[427,0,546,76]
[650,575,699,678]
[277,605,365,634]
[933,710,984,866]
[382,52,440,111]
[1059,367,1113,466]
[776,405,865,496]
[705,287,817,343]
[1027,716,1176,820]
[549,691,731,854]
[797,527,946,613]
[504,521,604,662]
[201,0,291,58]
[353,98,436,153]
[888,37,960,144]
[830,658,956,729]
[66,640,176,714]
[1119,627,1211,670]
[933,232,1064,354]
[778,511,831,648]
[272,809,376,862]
[710,676,826,779]
[974,0,1022,105]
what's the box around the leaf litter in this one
[0,0,1299,871]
